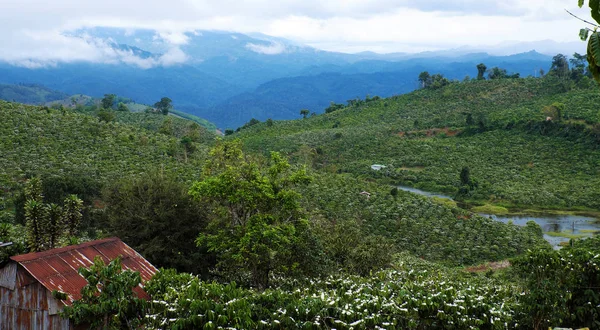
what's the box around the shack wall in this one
[0,265,70,330]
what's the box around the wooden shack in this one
[0,237,157,330]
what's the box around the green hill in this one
[0,101,211,196]
[0,83,68,104]
[235,76,600,210]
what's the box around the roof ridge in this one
[10,237,120,262]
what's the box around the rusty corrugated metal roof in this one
[10,237,158,305]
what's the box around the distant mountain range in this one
[0,28,564,128]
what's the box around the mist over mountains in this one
[0,28,566,128]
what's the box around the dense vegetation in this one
[236,75,600,210]
[0,83,68,104]
[2,53,600,329]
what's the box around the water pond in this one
[397,186,600,248]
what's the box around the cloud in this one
[245,42,287,55]
[0,0,592,66]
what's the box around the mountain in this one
[209,52,552,128]
[0,83,68,104]
[0,28,558,128]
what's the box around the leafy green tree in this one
[549,54,570,78]
[103,172,210,274]
[46,203,63,250]
[117,102,129,112]
[24,200,47,252]
[154,97,172,115]
[429,74,450,89]
[576,0,600,82]
[58,256,147,329]
[158,117,174,135]
[476,63,487,80]
[465,113,474,126]
[418,71,432,88]
[487,67,508,79]
[189,140,314,289]
[300,109,310,119]
[101,94,116,110]
[460,166,471,186]
[97,109,115,123]
[541,102,565,121]
[63,194,83,237]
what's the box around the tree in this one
[487,67,508,79]
[575,0,600,82]
[189,140,315,289]
[103,171,209,274]
[117,102,129,112]
[46,203,63,250]
[101,94,116,110]
[460,166,471,186]
[549,54,570,78]
[154,97,172,115]
[541,102,564,121]
[476,63,487,80]
[24,200,47,252]
[97,109,115,123]
[58,256,147,329]
[300,109,310,119]
[418,71,432,88]
[63,194,83,237]
[22,178,83,252]
[158,117,173,135]
[465,113,474,126]
[429,74,450,89]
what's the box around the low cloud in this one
[0,0,591,65]
[245,42,287,55]
[2,31,188,69]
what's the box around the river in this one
[397,186,600,248]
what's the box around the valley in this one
[1,7,600,328]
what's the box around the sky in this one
[0,0,593,68]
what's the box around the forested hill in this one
[0,83,68,104]
[235,75,600,210]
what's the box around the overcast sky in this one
[0,0,592,68]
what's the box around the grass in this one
[471,204,509,215]
[545,231,588,239]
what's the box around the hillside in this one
[235,76,600,210]
[0,101,211,192]
[209,53,553,128]
[0,84,219,133]
[0,83,68,104]
[1,86,596,330]
[0,28,555,129]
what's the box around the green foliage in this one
[103,172,211,275]
[63,194,83,237]
[296,173,547,267]
[575,1,600,82]
[101,94,116,110]
[154,97,173,115]
[22,178,84,252]
[97,108,116,123]
[145,254,520,329]
[512,237,600,329]
[0,83,68,104]
[24,199,47,252]
[300,109,310,119]
[477,63,487,80]
[190,140,317,289]
[59,256,147,329]
[117,102,129,112]
[236,77,600,209]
